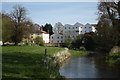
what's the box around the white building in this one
[42,33,49,43]
[50,22,96,44]
[50,33,64,43]
[79,23,96,34]
[30,30,49,44]
[63,22,83,39]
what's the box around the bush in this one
[64,38,73,48]
[106,53,120,65]
[34,37,44,46]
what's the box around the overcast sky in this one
[2,2,98,26]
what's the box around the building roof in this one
[34,30,48,34]
[91,24,97,27]
[40,30,48,34]
[74,22,84,26]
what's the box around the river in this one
[59,53,120,78]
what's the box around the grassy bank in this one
[2,46,88,79]
[69,49,88,57]
[2,46,65,79]
[106,52,120,65]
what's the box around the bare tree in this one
[10,5,34,45]
[54,22,63,34]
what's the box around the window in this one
[61,36,63,39]
[89,27,91,28]
[76,27,77,28]
[57,41,59,43]
[73,27,74,29]
[65,27,66,29]
[81,31,82,32]
[81,27,82,28]
[73,36,74,37]
[76,31,79,32]
[69,27,70,29]
[52,37,53,39]
[61,41,63,43]
[57,37,59,39]
[85,27,86,28]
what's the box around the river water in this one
[59,54,120,78]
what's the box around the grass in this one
[2,46,65,79]
[69,49,88,57]
[2,46,64,55]
[2,46,88,79]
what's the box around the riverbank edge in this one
[53,48,71,66]
[41,48,71,79]
[48,48,89,79]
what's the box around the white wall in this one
[62,22,83,38]
[50,34,64,43]
[79,23,96,34]
[42,33,49,43]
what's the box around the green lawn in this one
[69,49,88,57]
[2,46,88,79]
[2,46,65,79]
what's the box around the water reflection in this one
[59,54,120,78]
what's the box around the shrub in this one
[106,53,120,65]
[34,37,44,46]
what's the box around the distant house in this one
[50,33,64,43]
[47,33,64,46]
[63,22,83,39]
[49,22,96,46]
[79,23,96,34]
[29,30,49,44]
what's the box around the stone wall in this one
[53,48,71,65]
[110,46,120,53]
